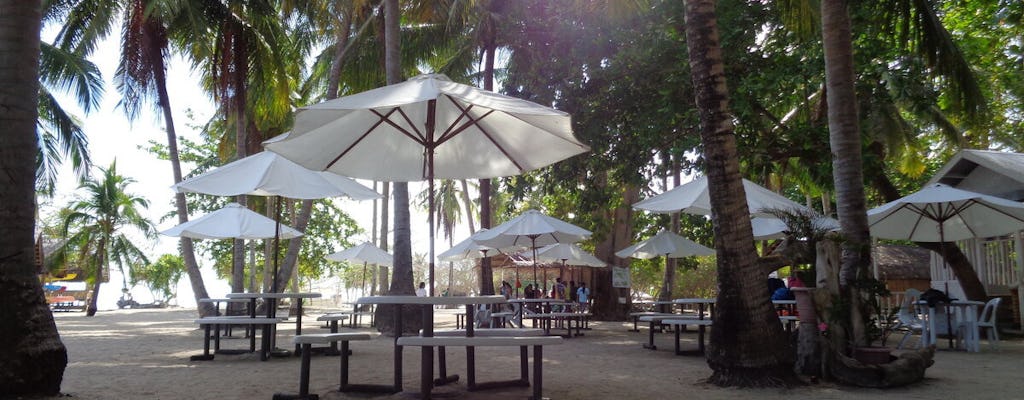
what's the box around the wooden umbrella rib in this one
[326,111,392,170]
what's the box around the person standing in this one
[416,282,427,297]
[576,282,591,312]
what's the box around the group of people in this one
[503,277,590,311]
[418,278,592,311]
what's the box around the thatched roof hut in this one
[873,244,931,292]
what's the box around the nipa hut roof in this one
[873,244,931,280]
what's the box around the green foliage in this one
[132,254,186,303]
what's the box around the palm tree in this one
[821,0,873,350]
[53,0,216,314]
[682,0,796,386]
[36,41,99,195]
[0,0,68,395]
[61,161,155,316]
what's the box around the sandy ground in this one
[36,306,1024,400]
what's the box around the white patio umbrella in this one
[867,184,1024,242]
[161,203,303,239]
[172,151,380,293]
[750,216,840,240]
[474,210,591,294]
[867,183,1024,347]
[615,229,715,260]
[633,176,809,217]
[266,74,590,295]
[326,242,393,294]
[531,243,606,292]
[438,229,499,262]
[172,151,381,200]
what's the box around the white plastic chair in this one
[893,288,925,349]
[976,297,1002,350]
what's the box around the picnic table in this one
[225,292,322,356]
[354,295,560,399]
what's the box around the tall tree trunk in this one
[152,38,211,316]
[477,39,498,296]
[275,200,313,293]
[658,154,682,302]
[378,182,390,293]
[326,6,352,99]
[459,180,476,234]
[86,243,105,317]
[0,0,68,393]
[376,0,420,336]
[822,0,872,349]
[592,182,636,320]
[683,0,796,386]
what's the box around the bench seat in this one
[641,317,713,355]
[192,317,282,361]
[397,335,563,400]
[273,333,375,400]
[628,312,678,332]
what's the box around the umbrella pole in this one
[270,196,282,319]
[426,99,437,297]
[361,261,368,297]
[940,221,954,349]
[532,236,540,294]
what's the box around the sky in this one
[42,28,448,311]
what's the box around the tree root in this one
[829,346,935,388]
[707,365,806,388]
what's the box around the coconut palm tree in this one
[61,161,155,316]
[0,0,68,395]
[36,41,98,195]
[682,0,797,386]
[51,0,218,314]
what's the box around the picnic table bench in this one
[191,317,282,361]
[523,312,591,337]
[628,312,678,332]
[397,335,563,400]
[272,332,374,400]
[638,316,713,355]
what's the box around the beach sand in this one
[40,306,1022,400]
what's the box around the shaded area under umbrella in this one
[867,183,1024,348]
[265,74,590,296]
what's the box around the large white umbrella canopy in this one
[532,243,606,267]
[438,229,499,261]
[750,216,840,240]
[615,229,715,259]
[171,150,380,294]
[326,241,394,266]
[633,176,809,217]
[265,73,590,295]
[265,74,589,181]
[473,210,591,293]
[867,183,1024,242]
[473,210,591,249]
[327,242,394,293]
[161,203,303,240]
[172,151,381,200]
[867,183,1024,348]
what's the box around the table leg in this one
[531,345,543,400]
[294,299,304,356]
[644,320,657,350]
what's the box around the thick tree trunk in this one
[822,0,872,349]
[378,182,390,294]
[275,200,314,293]
[477,40,498,296]
[592,183,637,320]
[0,0,68,394]
[374,0,421,335]
[659,156,682,302]
[683,0,796,386]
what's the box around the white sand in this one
[44,307,1022,400]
